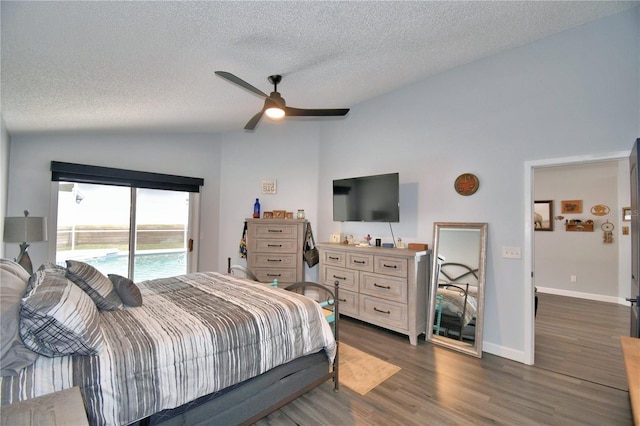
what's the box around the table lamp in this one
[3,210,48,275]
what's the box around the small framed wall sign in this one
[561,200,582,214]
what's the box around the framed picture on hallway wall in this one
[534,200,553,231]
[561,199,582,214]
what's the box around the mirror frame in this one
[426,222,488,358]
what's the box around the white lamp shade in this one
[3,216,48,243]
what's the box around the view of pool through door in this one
[56,182,193,281]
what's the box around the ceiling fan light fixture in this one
[216,72,350,130]
[265,106,285,120]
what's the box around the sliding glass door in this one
[56,182,193,281]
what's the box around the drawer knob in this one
[353,260,366,264]
[267,229,283,233]
[383,264,397,269]
[373,307,391,315]
[329,256,340,260]
[374,283,391,289]
[267,259,282,262]
[267,244,282,247]
[332,274,347,280]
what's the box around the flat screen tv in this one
[333,173,399,222]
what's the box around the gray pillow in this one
[108,274,143,307]
[0,259,39,376]
[65,260,123,311]
[20,266,103,357]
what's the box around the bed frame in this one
[133,280,340,426]
[436,262,478,341]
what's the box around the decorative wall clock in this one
[454,173,480,196]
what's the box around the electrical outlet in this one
[502,246,521,259]
[570,275,577,283]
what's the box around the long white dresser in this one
[317,243,430,345]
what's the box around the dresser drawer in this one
[251,223,298,239]
[322,250,346,267]
[252,238,298,253]
[250,253,298,268]
[359,295,407,330]
[361,272,407,303]
[347,252,374,272]
[322,266,358,292]
[333,288,358,317]
[374,255,408,278]
[254,268,297,284]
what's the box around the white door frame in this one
[523,150,630,365]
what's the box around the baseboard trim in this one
[483,342,527,364]
[537,286,628,305]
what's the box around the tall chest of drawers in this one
[318,243,430,345]
[246,219,307,286]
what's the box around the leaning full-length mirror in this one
[426,222,487,357]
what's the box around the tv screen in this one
[333,173,399,222]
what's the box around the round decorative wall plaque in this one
[590,204,610,216]
[454,173,479,196]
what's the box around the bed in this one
[435,262,478,341]
[0,259,337,425]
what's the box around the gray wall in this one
[4,7,639,363]
[314,8,639,360]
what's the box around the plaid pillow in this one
[20,267,103,357]
[66,260,123,311]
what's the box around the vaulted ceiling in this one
[1,1,637,135]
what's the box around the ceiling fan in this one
[215,71,350,130]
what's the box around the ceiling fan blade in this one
[215,71,268,98]
[244,110,264,130]
[285,107,350,117]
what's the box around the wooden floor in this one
[535,292,630,391]
[255,294,633,425]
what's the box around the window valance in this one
[51,161,204,193]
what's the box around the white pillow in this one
[0,259,39,375]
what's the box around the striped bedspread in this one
[0,272,336,425]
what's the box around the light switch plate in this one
[502,246,521,259]
[261,179,276,194]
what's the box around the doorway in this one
[523,150,631,365]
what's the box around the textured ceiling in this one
[1,1,637,135]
